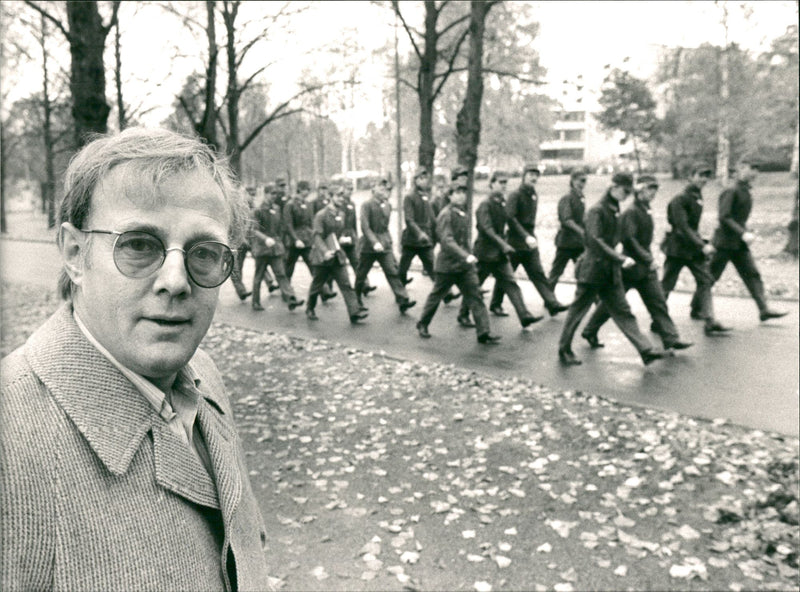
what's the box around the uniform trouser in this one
[582,271,681,347]
[419,269,491,337]
[548,247,583,290]
[705,247,768,314]
[661,256,714,321]
[559,281,654,355]
[354,251,409,304]
[252,255,296,306]
[491,250,560,311]
[307,263,360,317]
[286,246,332,296]
[398,245,435,282]
[230,243,250,297]
[342,244,372,288]
[459,259,533,324]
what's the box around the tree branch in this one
[177,95,201,129]
[392,0,422,60]
[399,77,418,92]
[103,1,121,36]
[22,1,71,42]
[437,12,469,38]
[432,25,469,99]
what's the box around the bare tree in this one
[25,0,120,146]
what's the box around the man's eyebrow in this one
[118,224,228,245]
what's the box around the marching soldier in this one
[660,162,730,335]
[416,185,501,344]
[250,191,304,312]
[558,173,664,366]
[548,171,587,290]
[337,182,376,295]
[708,157,787,322]
[456,171,542,330]
[312,181,332,214]
[580,175,693,351]
[489,163,568,317]
[306,191,367,323]
[229,187,255,301]
[398,167,437,286]
[354,179,416,314]
[284,179,335,301]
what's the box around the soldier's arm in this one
[437,211,471,260]
[283,201,299,242]
[558,196,585,238]
[620,210,652,266]
[505,192,531,240]
[403,195,423,239]
[477,202,512,252]
[311,210,330,254]
[360,202,379,246]
[668,197,705,249]
[586,208,625,263]
[718,189,746,236]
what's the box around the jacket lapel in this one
[196,398,242,523]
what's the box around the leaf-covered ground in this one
[2,282,798,591]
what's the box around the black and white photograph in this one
[1,1,798,590]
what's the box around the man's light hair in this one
[56,127,249,300]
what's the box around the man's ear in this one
[59,222,87,287]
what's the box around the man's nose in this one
[152,248,191,295]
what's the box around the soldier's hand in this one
[525,236,538,249]
[419,232,430,244]
[324,250,335,260]
[340,236,352,245]
[373,242,384,252]
[702,243,716,256]
[265,237,276,248]
[742,231,755,244]
[622,256,636,269]
[466,254,478,264]
[503,246,515,256]
[295,239,305,249]
[649,260,659,271]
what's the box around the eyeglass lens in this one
[113,231,233,288]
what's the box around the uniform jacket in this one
[310,204,346,266]
[435,204,473,274]
[283,196,314,246]
[473,192,515,262]
[339,199,359,247]
[576,191,626,285]
[431,193,449,219]
[620,199,656,282]
[505,183,539,251]
[312,195,330,215]
[250,197,286,258]
[0,304,269,591]
[358,196,393,254]
[555,188,586,249]
[713,180,752,250]
[401,189,436,248]
[662,183,707,260]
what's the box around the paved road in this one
[2,238,798,436]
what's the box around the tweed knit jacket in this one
[0,303,270,591]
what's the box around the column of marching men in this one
[235,158,787,366]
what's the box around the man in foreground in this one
[558,173,664,366]
[1,128,269,590]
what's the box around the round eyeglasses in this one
[81,229,234,288]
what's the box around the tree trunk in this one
[114,18,125,130]
[41,14,57,228]
[716,8,730,184]
[417,0,438,175]
[455,1,492,241]
[632,136,642,176]
[66,1,111,146]
[200,0,218,149]
[0,117,6,234]
[223,2,241,175]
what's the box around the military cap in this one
[297,180,310,191]
[611,172,634,189]
[414,166,429,179]
[523,163,541,175]
[451,165,469,180]
[275,177,287,186]
[570,170,588,181]
[490,170,509,183]
[691,162,713,176]
[635,175,659,190]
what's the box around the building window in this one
[564,129,585,141]
[562,111,586,122]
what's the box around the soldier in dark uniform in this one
[306,191,367,323]
[284,180,335,300]
[250,190,304,312]
[558,173,664,366]
[489,163,568,317]
[660,162,729,335]
[416,185,500,344]
[398,167,437,286]
[354,179,416,314]
[312,181,332,215]
[580,176,693,351]
[548,171,587,290]
[229,187,255,301]
[430,174,449,218]
[437,166,470,306]
[456,171,542,329]
[708,157,787,322]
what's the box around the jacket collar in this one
[570,187,584,200]
[518,183,537,199]
[601,190,621,213]
[24,303,229,477]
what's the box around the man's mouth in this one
[145,316,191,327]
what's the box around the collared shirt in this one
[73,311,212,475]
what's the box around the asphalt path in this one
[2,238,798,436]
